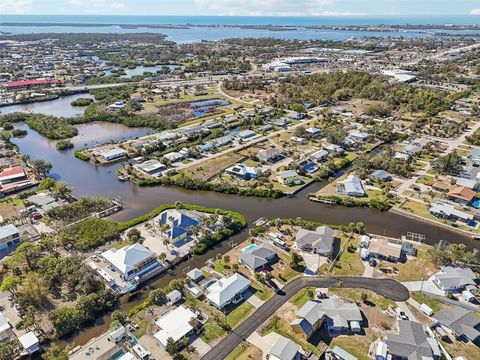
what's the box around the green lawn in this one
[250,281,274,301]
[410,291,444,313]
[329,337,371,360]
[200,318,227,343]
[290,287,315,308]
[224,343,262,360]
[320,238,364,276]
[329,288,396,310]
[226,301,254,328]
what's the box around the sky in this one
[1,0,480,17]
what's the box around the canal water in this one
[3,96,479,346]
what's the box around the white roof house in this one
[18,331,40,354]
[154,305,199,347]
[206,273,250,309]
[0,312,11,341]
[336,175,365,197]
[101,243,160,281]
[269,335,300,360]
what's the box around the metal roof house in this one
[433,306,480,343]
[269,335,301,360]
[238,244,277,272]
[336,175,365,197]
[101,243,162,281]
[0,224,20,251]
[154,305,200,347]
[433,266,477,291]
[156,209,201,243]
[295,226,335,255]
[225,163,258,180]
[205,273,250,309]
[385,320,441,360]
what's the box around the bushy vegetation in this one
[59,217,121,250]
[74,150,89,161]
[0,113,77,139]
[431,151,463,175]
[47,197,114,225]
[71,97,93,106]
[55,139,74,151]
[428,243,478,266]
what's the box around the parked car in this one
[398,311,409,320]
[14,304,24,318]
[368,258,377,267]
[32,212,43,221]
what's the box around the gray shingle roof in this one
[269,335,299,360]
[238,244,276,271]
[295,226,335,252]
[435,266,477,289]
[386,320,435,360]
[434,306,480,341]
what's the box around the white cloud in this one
[194,0,359,16]
[0,0,33,14]
[471,8,480,15]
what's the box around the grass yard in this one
[226,301,254,328]
[181,152,244,181]
[201,318,227,343]
[393,246,437,282]
[224,342,263,360]
[0,198,25,219]
[328,336,372,360]
[329,288,396,310]
[320,238,364,277]
[250,281,274,301]
[441,340,480,360]
[290,287,315,308]
[410,292,444,313]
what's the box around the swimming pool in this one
[471,198,480,208]
[242,243,258,252]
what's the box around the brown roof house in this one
[447,186,476,205]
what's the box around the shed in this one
[166,289,182,304]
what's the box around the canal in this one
[3,96,478,346]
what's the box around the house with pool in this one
[155,209,202,244]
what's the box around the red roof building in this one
[4,79,63,90]
[0,166,26,184]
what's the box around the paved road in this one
[202,276,409,360]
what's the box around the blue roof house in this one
[156,209,201,244]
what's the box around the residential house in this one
[454,177,478,190]
[163,151,185,163]
[238,130,257,140]
[291,298,362,337]
[108,101,125,111]
[371,170,392,182]
[166,289,182,304]
[156,209,201,243]
[154,305,201,347]
[258,148,283,163]
[310,149,329,163]
[306,127,322,138]
[269,335,301,360]
[299,159,318,174]
[433,266,477,291]
[336,175,365,197]
[468,149,480,166]
[98,148,126,162]
[205,273,250,309]
[367,238,402,262]
[0,165,27,185]
[101,243,162,281]
[18,332,40,355]
[0,224,21,251]
[186,268,204,283]
[429,202,473,224]
[225,163,257,180]
[291,136,306,144]
[295,226,335,255]
[134,159,166,177]
[277,170,302,187]
[433,306,480,343]
[385,320,441,360]
[329,346,358,360]
[0,312,11,342]
[238,244,277,272]
[324,144,344,154]
[447,186,476,205]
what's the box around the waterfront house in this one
[269,335,301,360]
[385,320,441,360]
[433,266,477,291]
[277,170,302,187]
[258,148,283,163]
[108,101,125,111]
[0,224,21,251]
[447,186,476,205]
[0,165,26,185]
[98,148,126,162]
[295,226,335,255]
[429,202,473,223]
[101,243,162,282]
[133,159,166,177]
[154,305,201,347]
[205,273,250,309]
[336,175,365,197]
[186,268,204,283]
[238,244,277,272]
[433,306,480,343]
[156,209,201,243]
[310,149,329,163]
[166,289,182,304]
[225,163,257,180]
[366,238,402,262]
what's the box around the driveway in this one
[246,331,280,359]
[402,276,444,296]
[201,276,409,360]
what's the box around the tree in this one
[52,181,73,199]
[38,177,57,190]
[293,125,307,138]
[361,293,368,303]
[431,151,462,175]
[165,337,179,355]
[30,159,52,178]
[0,275,21,296]
[307,288,314,300]
[42,344,71,360]
[13,242,40,270]
[126,228,141,242]
[17,273,50,308]
[148,289,166,305]
[232,263,239,272]
[0,344,14,360]
[111,310,127,325]
[290,252,304,270]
